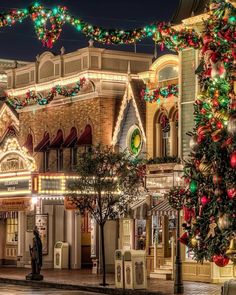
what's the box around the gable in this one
[117,100,140,149]
[0,103,19,139]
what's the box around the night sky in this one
[0,0,179,61]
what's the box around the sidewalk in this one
[0,268,221,295]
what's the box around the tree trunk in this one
[100,223,106,286]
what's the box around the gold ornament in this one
[199,161,212,176]
[191,237,198,247]
[217,214,232,231]
[214,110,229,122]
[226,237,236,262]
[207,222,217,238]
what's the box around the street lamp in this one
[173,164,184,294]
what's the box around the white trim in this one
[112,81,146,146]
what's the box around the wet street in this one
[0,284,106,295]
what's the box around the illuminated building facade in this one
[0,46,152,270]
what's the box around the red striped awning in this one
[49,129,63,149]
[63,127,77,148]
[23,134,33,154]
[34,132,50,152]
[77,125,92,145]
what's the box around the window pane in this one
[158,66,178,82]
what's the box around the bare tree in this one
[67,146,145,286]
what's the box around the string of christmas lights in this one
[141,84,178,103]
[0,2,202,49]
[7,77,86,109]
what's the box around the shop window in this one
[6,218,18,244]
[168,217,176,247]
[135,220,146,250]
[152,216,163,246]
[56,149,63,171]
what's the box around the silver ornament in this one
[227,116,236,135]
[189,135,198,151]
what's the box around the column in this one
[17,212,26,267]
[170,121,178,157]
[155,123,162,157]
[65,210,81,269]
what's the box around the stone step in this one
[150,272,172,280]
[160,265,173,270]
[152,268,172,275]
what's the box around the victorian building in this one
[0,46,152,270]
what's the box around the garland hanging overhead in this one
[7,77,86,109]
[0,2,202,49]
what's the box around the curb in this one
[0,277,166,295]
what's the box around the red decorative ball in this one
[213,174,222,185]
[227,187,236,199]
[230,151,236,168]
[201,196,210,206]
[213,255,229,267]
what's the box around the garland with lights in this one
[7,77,86,109]
[0,2,201,49]
[141,84,178,103]
[181,0,236,266]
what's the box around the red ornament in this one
[213,174,222,185]
[230,151,236,168]
[179,232,189,246]
[211,130,222,142]
[201,195,210,206]
[197,125,211,137]
[212,255,229,267]
[183,206,195,223]
[227,187,236,199]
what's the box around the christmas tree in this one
[182,0,236,267]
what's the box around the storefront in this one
[0,137,36,266]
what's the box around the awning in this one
[63,127,77,148]
[77,125,92,145]
[34,132,50,152]
[130,198,148,220]
[49,129,63,149]
[151,199,176,217]
[23,134,33,154]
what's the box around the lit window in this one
[158,65,178,82]
[6,218,18,244]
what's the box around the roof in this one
[171,0,209,24]
[130,79,146,131]
[112,78,146,146]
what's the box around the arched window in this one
[160,113,170,157]
[157,64,178,87]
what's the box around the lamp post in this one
[173,164,184,294]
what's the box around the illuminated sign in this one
[0,197,32,211]
[0,176,31,196]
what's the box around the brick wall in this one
[19,96,116,171]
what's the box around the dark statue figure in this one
[26,226,43,281]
